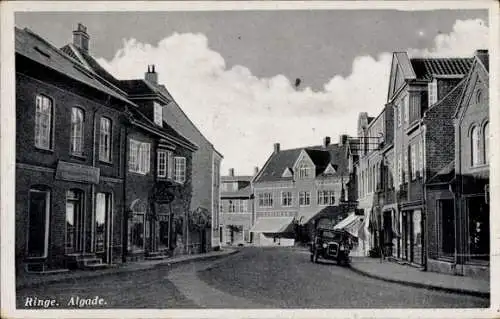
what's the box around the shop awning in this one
[250,217,295,233]
[334,213,364,237]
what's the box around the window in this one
[403,95,409,123]
[318,190,335,206]
[228,200,236,213]
[258,193,273,208]
[239,200,247,213]
[174,157,186,183]
[403,149,408,183]
[397,105,402,127]
[397,155,402,185]
[476,89,482,104]
[27,187,51,258]
[70,107,84,155]
[34,95,53,149]
[157,150,171,178]
[281,191,293,207]
[298,163,311,179]
[428,80,438,106]
[95,193,111,253]
[418,140,424,176]
[467,196,489,261]
[128,139,150,174]
[154,103,163,126]
[410,143,417,180]
[484,123,489,164]
[471,126,480,166]
[99,117,111,162]
[438,199,455,257]
[299,191,311,206]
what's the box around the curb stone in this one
[348,264,490,299]
[17,249,239,290]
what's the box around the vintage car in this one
[310,228,352,265]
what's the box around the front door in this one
[95,193,112,263]
[156,214,169,252]
[65,190,85,254]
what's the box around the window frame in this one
[70,107,85,156]
[258,193,273,208]
[99,117,112,163]
[128,139,151,174]
[157,150,169,178]
[174,156,186,184]
[483,122,489,165]
[299,191,311,207]
[34,94,54,150]
[281,191,293,207]
[470,125,481,167]
[154,103,163,126]
[428,79,438,106]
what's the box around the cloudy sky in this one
[16,9,489,175]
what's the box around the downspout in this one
[420,119,428,271]
[122,118,129,263]
[89,105,99,254]
[455,119,463,273]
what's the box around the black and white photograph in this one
[1,1,498,318]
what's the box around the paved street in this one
[17,247,488,309]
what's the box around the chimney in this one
[323,136,331,148]
[338,134,349,146]
[475,49,488,60]
[73,23,90,53]
[254,166,259,176]
[229,168,235,177]
[273,143,280,154]
[145,64,158,84]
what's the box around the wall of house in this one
[162,101,218,218]
[16,63,126,271]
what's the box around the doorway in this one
[65,189,85,254]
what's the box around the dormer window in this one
[298,163,311,179]
[428,79,438,106]
[323,163,336,175]
[282,167,293,178]
[154,103,163,126]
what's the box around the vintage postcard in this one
[1,1,498,318]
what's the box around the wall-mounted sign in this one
[55,161,100,184]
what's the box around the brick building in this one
[251,136,351,246]
[219,168,255,246]
[16,27,134,272]
[426,50,489,278]
[375,52,473,266]
[15,24,208,275]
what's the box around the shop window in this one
[467,196,489,261]
[27,187,51,258]
[438,199,455,257]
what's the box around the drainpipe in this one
[420,119,428,271]
[455,120,463,274]
[89,105,99,255]
[122,117,129,263]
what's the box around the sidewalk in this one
[16,248,238,290]
[349,257,490,298]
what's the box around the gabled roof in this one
[427,161,455,185]
[425,78,466,115]
[254,143,348,183]
[453,53,490,120]
[221,185,253,199]
[16,27,135,107]
[410,58,473,81]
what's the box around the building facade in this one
[426,50,489,278]
[15,25,208,274]
[16,27,133,272]
[219,168,255,246]
[378,52,472,266]
[251,136,351,246]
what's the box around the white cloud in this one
[97,18,488,175]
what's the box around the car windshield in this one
[320,230,342,241]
